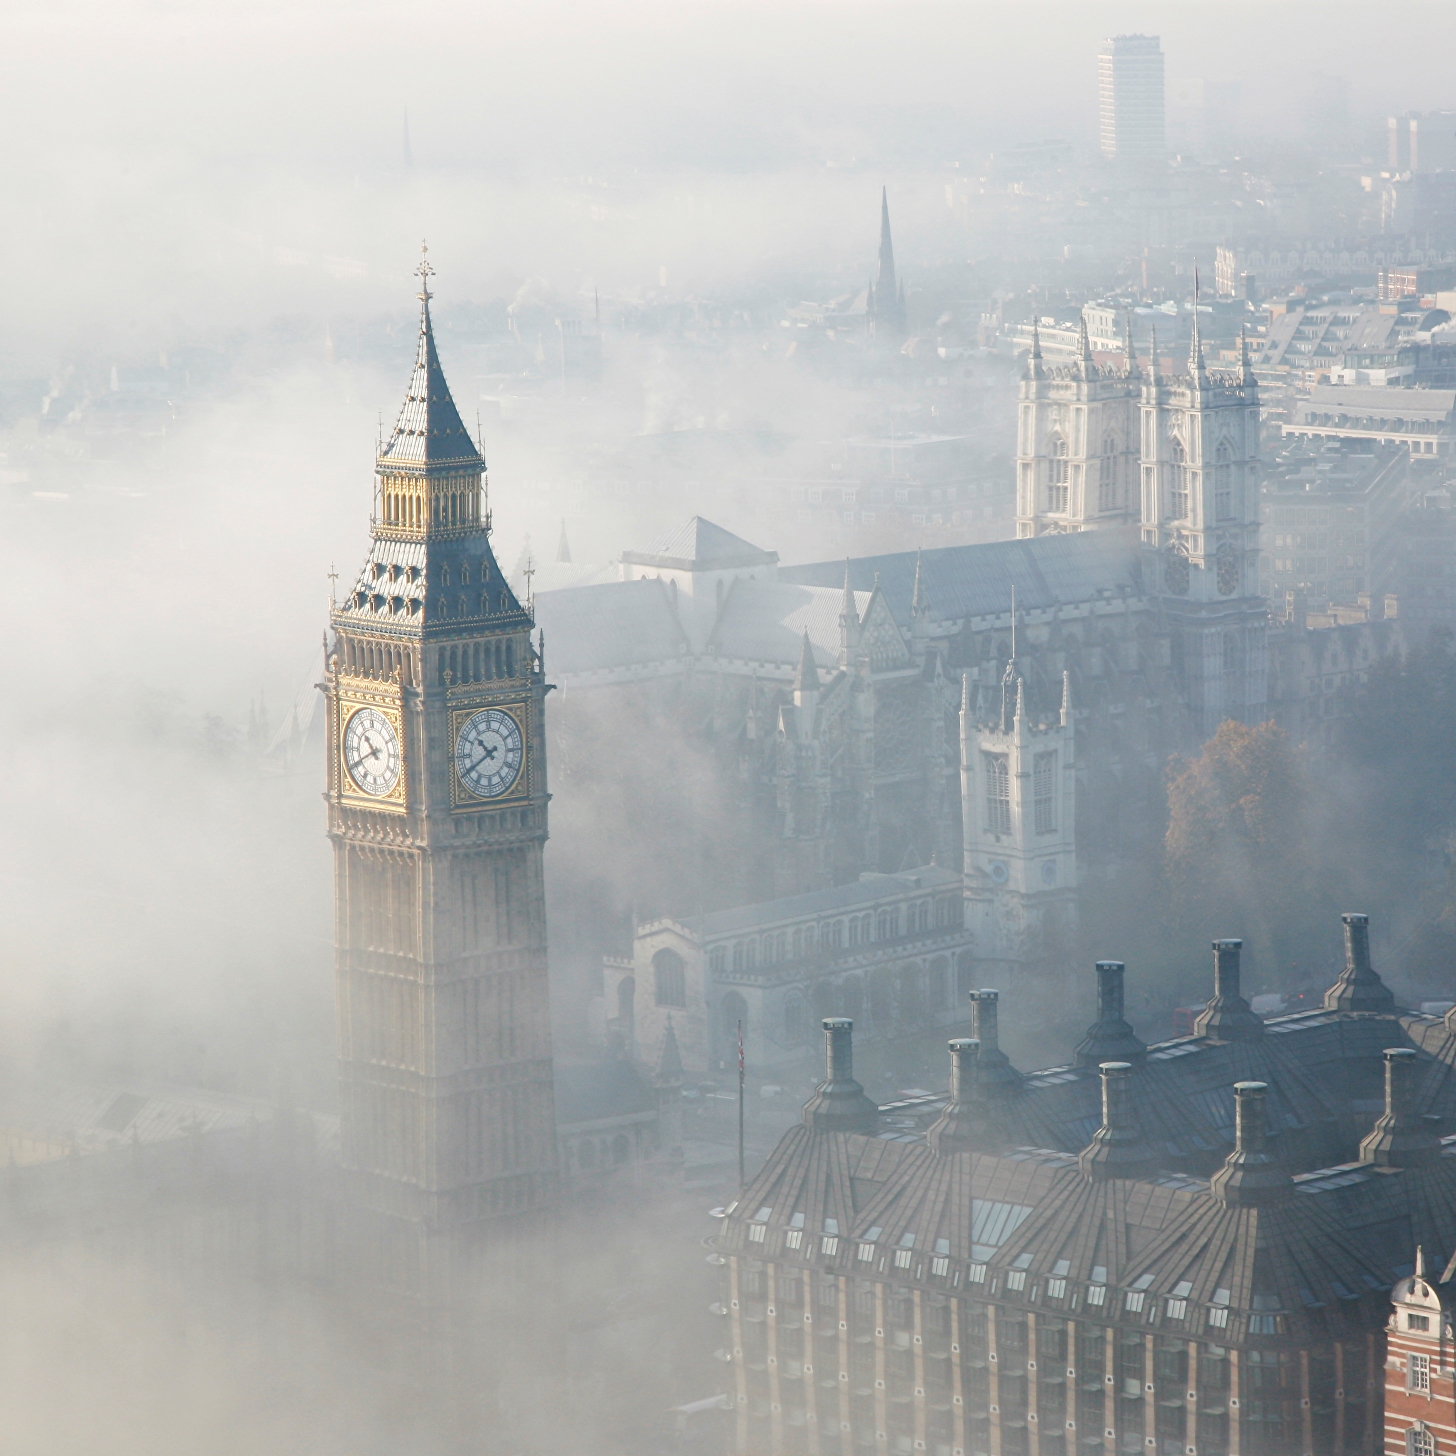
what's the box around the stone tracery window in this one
[1047,435,1069,513]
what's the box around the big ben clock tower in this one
[326,248,557,1229]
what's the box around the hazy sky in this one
[1,0,1453,360]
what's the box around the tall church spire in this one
[1124,313,1139,380]
[871,188,906,342]
[1076,314,1094,379]
[911,548,928,618]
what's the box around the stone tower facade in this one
[325,252,557,1229]
[959,658,1078,986]
[1141,324,1267,736]
[1015,319,1140,537]
[1017,312,1266,736]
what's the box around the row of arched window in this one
[379,473,483,531]
[437,638,518,686]
[704,898,957,975]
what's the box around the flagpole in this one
[737,1019,746,1190]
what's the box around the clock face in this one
[343,707,402,797]
[456,707,524,799]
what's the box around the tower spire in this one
[1124,312,1139,380]
[1076,313,1094,378]
[1147,323,1160,385]
[911,548,927,619]
[1027,321,1044,380]
[1188,267,1207,384]
[1238,325,1253,386]
[873,187,905,341]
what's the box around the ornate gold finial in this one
[416,240,434,303]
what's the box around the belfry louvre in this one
[716,917,1456,1456]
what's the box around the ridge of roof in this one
[621,516,778,571]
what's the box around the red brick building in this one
[1385,1253,1454,1456]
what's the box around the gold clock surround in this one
[449,698,530,809]
[335,674,408,812]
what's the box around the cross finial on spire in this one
[415,240,434,303]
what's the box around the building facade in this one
[1097,35,1165,165]
[325,254,558,1229]
[716,917,1456,1456]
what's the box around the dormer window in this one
[1408,1312,1432,1332]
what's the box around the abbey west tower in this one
[1017,312,1265,736]
[325,252,557,1227]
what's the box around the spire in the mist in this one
[1076,314,1094,378]
[1188,268,1207,384]
[378,243,481,467]
[795,629,821,694]
[911,548,928,619]
[1124,312,1138,380]
[1239,325,1254,386]
[1027,321,1044,381]
[871,188,906,341]
[1147,323,1160,384]
[556,518,572,564]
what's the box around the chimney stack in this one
[970,989,1021,1092]
[1073,962,1147,1067]
[1210,1082,1293,1207]
[1324,913,1396,1014]
[802,1019,879,1133]
[1359,1047,1441,1168]
[1193,939,1265,1042]
[1078,1061,1157,1181]
[927,1038,992,1153]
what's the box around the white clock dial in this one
[343,707,402,797]
[456,708,524,799]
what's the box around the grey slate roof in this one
[1297,384,1456,423]
[779,528,1143,627]
[378,293,483,468]
[554,1061,656,1128]
[707,581,870,670]
[621,516,778,571]
[670,866,962,941]
[534,578,691,676]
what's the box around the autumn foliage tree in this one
[1163,720,1327,991]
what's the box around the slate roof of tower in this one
[621,516,779,571]
[533,579,691,675]
[378,289,482,467]
[780,529,1142,626]
[707,582,870,670]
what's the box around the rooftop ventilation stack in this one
[802,1019,879,1134]
[1210,1081,1294,1208]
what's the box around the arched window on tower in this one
[653,949,686,1008]
[1099,435,1118,512]
[1047,435,1069,514]
[1215,441,1234,521]
[1169,437,1190,520]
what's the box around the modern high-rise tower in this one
[1098,34,1165,164]
[325,249,558,1231]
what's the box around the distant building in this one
[1384,1251,1456,1456]
[1389,111,1456,175]
[613,866,970,1077]
[1287,384,1456,457]
[1259,443,1408,606]
[1098,35,1164,165]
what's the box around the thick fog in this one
[3,0,1456,1451]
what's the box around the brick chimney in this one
[1078,1061,1157,1181]
[1210,1081,1293,1207]
[1072,962,1147,1068]
[802,1019,878,1133]
[927,1038,992,1154]
[1193,939,1265,1042]
[1360,1047,1441,1168]
[969,989,1021,1093]
[1324,913,1396,1014]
